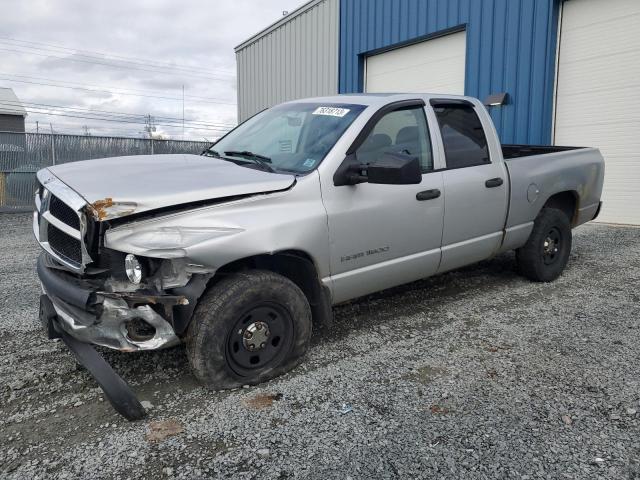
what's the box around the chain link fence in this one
[0,132,211,211]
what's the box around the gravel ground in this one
[1,213,639,479]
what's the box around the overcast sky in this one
[1,0,305,140]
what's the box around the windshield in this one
[204,102,367,174]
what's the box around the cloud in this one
[2,0,305,139]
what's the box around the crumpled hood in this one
[45,154,296,220]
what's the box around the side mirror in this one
[334,151,422,186]
[366,152,422,185]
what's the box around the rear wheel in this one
[186,270,312,389]
[516,207,572,282]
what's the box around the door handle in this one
[416,189,441,201]
[485,177,504,188]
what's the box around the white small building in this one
[0,88,27,133]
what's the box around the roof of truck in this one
[285,92,474,107]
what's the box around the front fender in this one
[103,172,331,279]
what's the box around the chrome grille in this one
[34,169,91,272]
[47,223,82,265]
[49,194,81,230]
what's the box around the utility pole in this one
[182,85,185,140]
[144,114,156,138]
[144,114,156,154]
[36,121,39,134]
[49,123,56,165]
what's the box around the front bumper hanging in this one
[36,253,185,352]
[36,251,197,420]
[39,294,147,421]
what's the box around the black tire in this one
[186,270,312,390]
[516,207,572,282]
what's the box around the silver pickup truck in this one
[34,94,603,417]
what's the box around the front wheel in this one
[516,207,572,282]
[186,270,312,389]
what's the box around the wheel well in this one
[543,191,578,226]
[211,251,333,328]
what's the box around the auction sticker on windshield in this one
[312,106,350,117]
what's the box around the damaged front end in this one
[37,253,189,352]
[33,169,214,419]
[34,169,213,352]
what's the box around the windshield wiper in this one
[225,150,271,163]
[224,150,274,173]
[201,149,221,158]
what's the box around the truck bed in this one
[502,145,604,233]
[502,144,584,160]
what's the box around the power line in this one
[0,102,234,131]
[25,120,218,135]
[0,47,231,81]
[10,106,233,132]
[0,99,236,128]
[0,45,229,82]
[0,36,236,77]
[0,73,236,103]
[0,75,237,105]
[24,121,220,139]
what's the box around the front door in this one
[322,103,445,303]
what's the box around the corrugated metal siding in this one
[235,0,340,122]
[339,0,559,144]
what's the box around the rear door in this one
[430,100,509,272]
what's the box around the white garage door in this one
[554,0,640,224]
[365,31,466,95]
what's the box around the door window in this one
[356,107,433,173]
[434,105,490,168]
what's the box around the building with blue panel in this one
[236,0,640,224]
[339,0,558,145]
